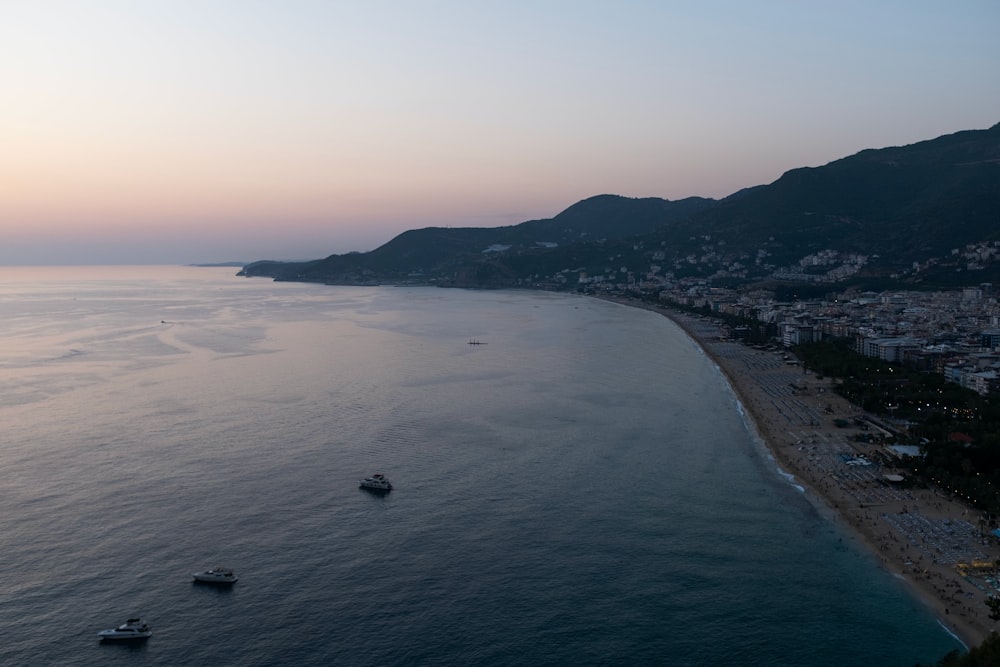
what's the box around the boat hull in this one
[192,573,238,584]
[98,631,151,641]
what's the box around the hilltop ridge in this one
[240,122,1000,290]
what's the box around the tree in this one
[987,596,1000,622]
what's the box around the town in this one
[580,239,1000,397]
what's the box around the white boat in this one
[359,473,392,492]
[192,567,238,584]
[97,618,152,640]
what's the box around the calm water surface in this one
[0,266,963,665]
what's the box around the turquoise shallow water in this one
[0,266,963,665]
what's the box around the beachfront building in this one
[781,322,818,346]
[941,362,1000,396]
[982,329,1000,349]
[967,370,999,396]
[857,336,923,362]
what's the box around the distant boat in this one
[359,473,393,493]
[97,618,152,641]
[467,339,486,345]
[192,567,238,584]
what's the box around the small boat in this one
[359,473,393,493]
[97,618,152,641]
[192,567,238,584]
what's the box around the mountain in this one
[239,194,717,284]
[240,122,1000,289]
[667,123,1000,269]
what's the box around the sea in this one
[0,265,966,666]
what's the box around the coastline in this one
[598,294,999,650]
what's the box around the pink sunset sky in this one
[2,1,998,265]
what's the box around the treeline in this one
[795,340,1000,513]
[638,292,778,343]
[918,631,1000,666]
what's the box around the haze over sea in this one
[0,266,964,666]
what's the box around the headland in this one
[599,293,1000,650]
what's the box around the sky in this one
[2,1,998,265]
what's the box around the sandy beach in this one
[601,294,1000,650]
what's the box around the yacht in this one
[192,567,238,584]
[97,618,152,640]
[359,473,393,492]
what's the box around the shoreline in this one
[597,294,999,650]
